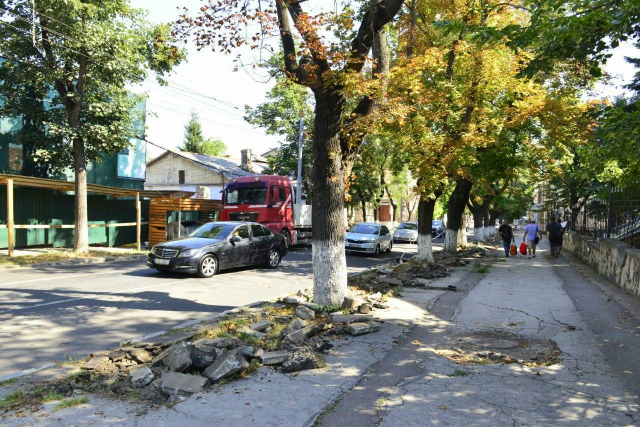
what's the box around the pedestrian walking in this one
[498,220,514,257]
[547,217,560,257]
[554,217,565,257]
[523,219,542,259]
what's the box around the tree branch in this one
[39,17,71,108]
[275,0,302,81]
[346,0,405,73]
[287,1,329,73]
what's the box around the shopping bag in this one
[519,242,528,255]
[510,244,517,256]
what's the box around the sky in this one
[130,0,282,161]
[130,1,638,161]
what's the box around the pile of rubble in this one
[10,293,387,408]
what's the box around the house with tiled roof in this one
[145,149,267,200]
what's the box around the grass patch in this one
[238,332,263,348]
[0,249,147,267]
[264,323,286,351]
[0,390,27,409]
[264,306,296,316]
[53,397,89,412]
[472,262,490,274]
[315,305,342,314]
[453,369,470,377]
[40,390,65,402]
[0,377,19,387]
[65,370,89,383]
[193,317,251,341]
[164,327,190,336]
[59,355,87,366]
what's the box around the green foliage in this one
[473,262,490,274]
[0,0,185,171]
[180,111,226,156]
[53,397,89,412]
[245,79,314,197]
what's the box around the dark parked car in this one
[148,222,288,278]
[432,220,445,237]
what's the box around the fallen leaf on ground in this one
[438,406,447,410]
[413,340,422,346]
[519,342,527,348]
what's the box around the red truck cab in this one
[219,175,296,245]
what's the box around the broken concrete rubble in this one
[285,324,319,343]
[342,296,364,311]
[204,348,249,382]
[161,372,207,395]
[281,349,323,373]
[329,313,373,324]
[295,305,316,320]
[260,350,290,366]
[250,320,271,332]
[129,366,154,387]
[379,277,403,286]
[130,348,152,364]
[242,346,263,359]
[81,355,109,370]
[163,343,192,372]
[283,296,302,304]
[238,326,267,338]
[346,322,382,336]
[282,318,308,337]
[358,303,371,314]
[190,343,217,371]
[209,337,242,349]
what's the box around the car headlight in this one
[180,249,198,257]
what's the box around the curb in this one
[0,254,148,270]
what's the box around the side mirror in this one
[230,236,242,244]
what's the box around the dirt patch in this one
[435,331,562,367]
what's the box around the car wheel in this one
[266,248,281,269]
[386,241,393,253]
[374,244,380,257]
[280,229,292,247]
[197,255,218,278]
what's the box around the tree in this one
[180,111,227,156]
[0,0,183,252]
[181,111,205,152]
[178,0,405,305]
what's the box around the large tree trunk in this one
[471,209,484,242]
[312,90,347,305]
[482,208,491,238]
[416,192,439,261]
[489,209,500,233]
[458,215,468,246]
[73,137,89,253]
[445,179,473,253]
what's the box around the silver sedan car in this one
[393,222,418,243]
[345,223,393,257]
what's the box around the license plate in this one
[155,259,170,265]
[349,244,362,248]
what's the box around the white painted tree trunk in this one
[444,229,458,253]
[474,227,485,242]
[458,226,467,246]
[416,233,433,262]
[312,241,347,305]
[483,227,491,238]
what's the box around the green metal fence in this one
[0,186,149,248]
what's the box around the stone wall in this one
[564,232,640,299]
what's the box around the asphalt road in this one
[0,242,421,376]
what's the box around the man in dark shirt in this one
[547,217,564,258]
[498,220,514,257]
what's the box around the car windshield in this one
[189,223,233,239]
[398,223,417,230]
[350,224,380,235]
[432,220,443,227]
[225,188,267,205]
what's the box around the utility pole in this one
[296,108,304,205]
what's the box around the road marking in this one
[0,280,188,314]
[0,270,129,287]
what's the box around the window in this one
[263,226,274,236]
[225,188,267,205]
[189,223,233,239]
[279,187,287,201]
[398,223,418,230]
[251,224,266,237]
[233,225,250,239]
[179,170,185,184]
[381,226,390,235]
[350,224,380,235]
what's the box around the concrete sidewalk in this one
[323,242,639,426]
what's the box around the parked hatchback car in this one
[345,222,392,256]
[432,220,445,237]
[148,222,288,278]
[393,222,418,243]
